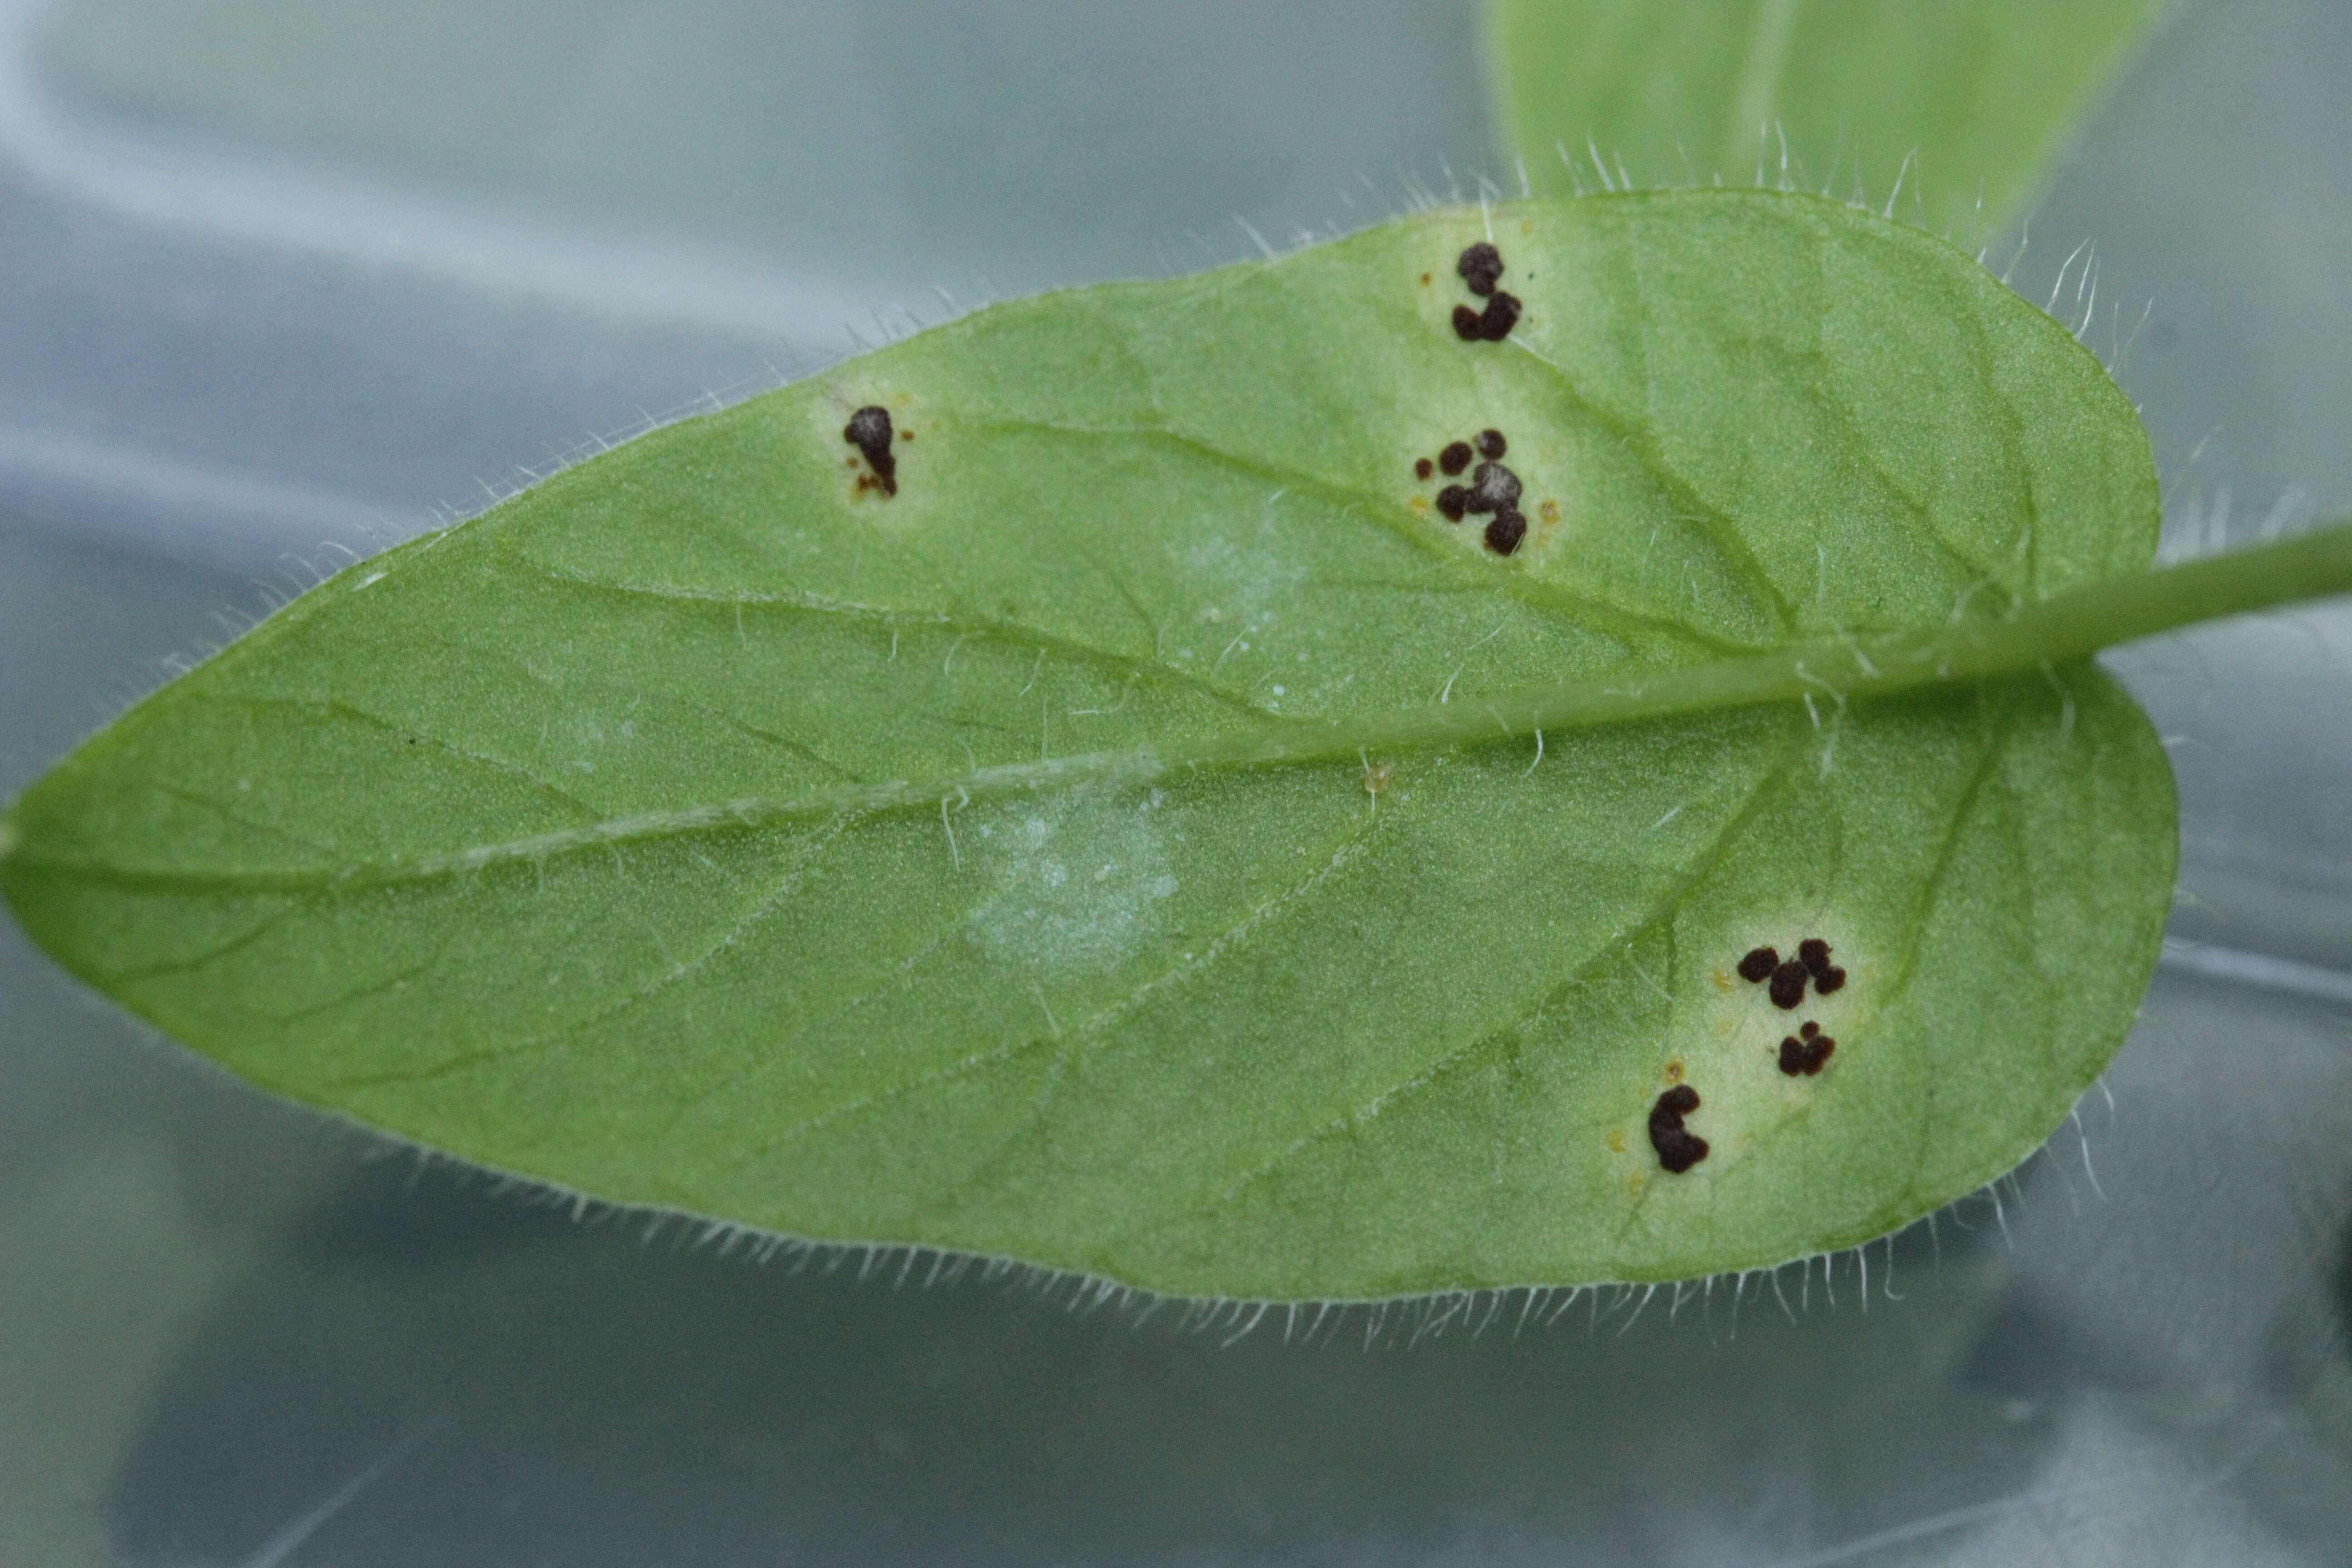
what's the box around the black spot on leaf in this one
[843,405,897,497]
[1750,936,1850,1005]
[1435,485,1468,522]
[1778,1028,1837,1076]
[1652,1129,1707,1174]
[1648,1084,1709,1173]
[1414,457,1434,480]
[1465,462,1522,514]
[1484,510,1527,555]
[1456,241,1504,297]
[1438,441,1474,477]
[1476,428,1507,459]
[1442,244,1521,342]
[1473,291,1523,341]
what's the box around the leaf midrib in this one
[13,515,2352,903]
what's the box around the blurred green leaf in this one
[1489,0,2166,241]
[1,191,2176,1298]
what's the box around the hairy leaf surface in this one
[1490,0,2166,240]
[0,191,2172,1299]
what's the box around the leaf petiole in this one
[1324,519,2352,757]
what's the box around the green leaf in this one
[1,191,2180,1300]
[1488,0,2167,240]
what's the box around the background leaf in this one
[0,191,2171,1300]
[1489,0,2169,241]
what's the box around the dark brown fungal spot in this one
[1442,242,1521,343]
[1798,938,1832,978]
[1465,461,1522,514]
[1776,1025,1836,1076]
[844,405,897,496]
[1484,510,1527,555]
[1456,241,1504,298]
[1738,946,1779,983]
[1473,291,1523,341]
[845,405,892,447]
[1415,456,1434,480]
[1768,959,1809,1010]
[1476,428,1507,459]
[1656,1132,1708,1174]
[1816,966,1847,994]
[1438,441,1473,476]
[1648,1084,1709,1173]
[1435,485,1469,522]
[1652,1132,1706,1174]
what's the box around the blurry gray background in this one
[3,1,2351,1563]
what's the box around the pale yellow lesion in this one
[1389,243,1569,564]
[1602,913,1882,1186]
[811,381,920,511]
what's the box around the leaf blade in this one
[1488,0,2168,239]
[1,191,2173,1298]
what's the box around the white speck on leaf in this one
[967,787,1178,973]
